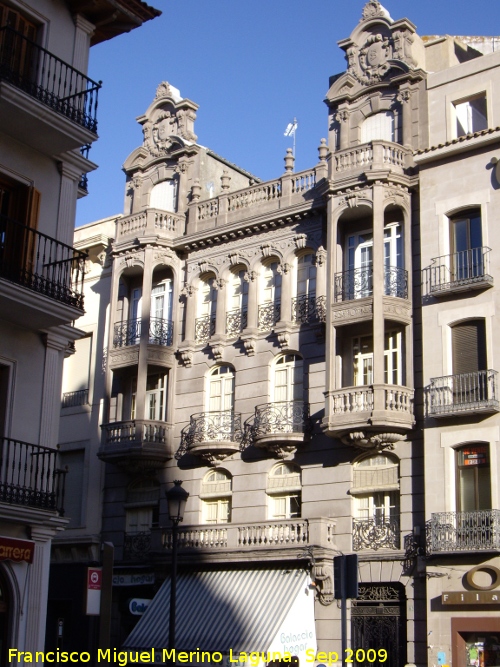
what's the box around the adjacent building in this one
[0,0,159,662]
[59,3,500,666]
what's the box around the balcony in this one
[426,510,500,555]
[113,318,140,348]
[258,302,280,331]
[0,27,100,153]
[332,140,412,184]
[195,315,216,344]
[334,266,408,302]
[99,420,173,469]
[162,517,336,560]
[149,317,173,346]
[61,389,88,408]
[291,295,326,324]
[0,214,86,327]
[352,517,400,551]
[226,308,247,336]
[0,437,66,514]
[179,411,243,465]
[428,370,499,417]
[251,401,310,456]
[123,531,152,562]
[115,208,185,248]
[428,247,493,296]
[324,384,414,436]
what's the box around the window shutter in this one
[452,320,486,374]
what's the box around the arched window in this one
[361,111,395,143]
[150,278,173,345]
[293,253,317,323]
[201,469,232,524]
[227,269,248,335]
[208,366,235,413]
[267,463,301,519]
[259,261,281,330]
[196,276,217,343]
[352,455,400,550]
[150,179,177,212]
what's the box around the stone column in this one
[336,107,350,150]
[56,162,80,246]
[39,332,69,448]
[135,247,154,421]
[397,87,413,148]
[181,285,196,344]
[277,262,292,326]
[25,526,59,662]
[72,14,95,73]
[244,271,258,331]
[214,278,227,337]
[372,184,386,401]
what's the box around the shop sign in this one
[129,598,151,615]
[112,572,155,587]
[442,591,500,604]
[0,536,35,563]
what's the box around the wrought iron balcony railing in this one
[427,510,500,554]
[226,308,248,336]
[0,214,86,309]
[78,144,91,193]
[428,247,493,294]
[195,315,216,343]
[352,517,400,551]
[291,294,326,324]
[61,388,88,408]
[0,26,101,132]
[113,318,141,347]
[429,370,499,417]
[258,302,280,330]
[149,317,173,346]
[253,401,309,438]
[187,411,243,445]
[0,437,66,513]
[334,266,408,301]
[123,531,152,561]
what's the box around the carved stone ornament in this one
[155,81,174,99]
[315,246,327,267]
[198,260,209,274]
[243,338,256,356]
[211,343,224,361]
[214,278,226,291]
[358,33,392,83]
[277,332,290,349]
[228,252,240,267]
[180,284,195,298]
[314,561,335,606]
[276,263,291,276]
[362,0,387,20]
[178,349,193,367]
[293,234,308,250]
[341,431,402,451]
[335,109,350,124]
[243,271,257,283]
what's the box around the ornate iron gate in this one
[351,585,405,667]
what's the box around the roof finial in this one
[361,0,392,21]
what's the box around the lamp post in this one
[166,480,189,651]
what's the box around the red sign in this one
[88,568,102,590]
[0,536,34,563]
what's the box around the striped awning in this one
[123,568,309,653]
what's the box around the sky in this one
[76,0,500,227]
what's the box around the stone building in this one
[59,3,500,666]
[0,0,159,662]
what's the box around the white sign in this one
[129,598,152,615]
[112,573,155,587]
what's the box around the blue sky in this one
[76,0,500,226]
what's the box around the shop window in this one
[454,95,487,137]
[267,463,301,520]
[456,443,491,512]
[201,469,232,524]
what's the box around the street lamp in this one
[166,480,189,651]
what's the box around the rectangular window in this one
[456,444,491,511]
[454,95,487,137]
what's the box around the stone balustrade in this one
[116,208,185,243]
[333,140,411,180]
[162,517,336,552]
